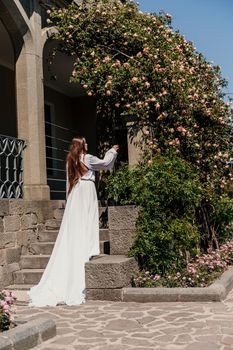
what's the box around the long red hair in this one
[66,137,88,195]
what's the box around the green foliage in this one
[107,156,233,274]
[133,240,233,288]
[107,156,203,273]
[208,194,233,244]
[48,0,233,190]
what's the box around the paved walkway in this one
[15,289,233,350]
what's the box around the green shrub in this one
[107,156,203,274]
[210,194,233,244]
[107,156,233,275]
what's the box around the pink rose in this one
[177,126,187,135]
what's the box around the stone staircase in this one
[6,206,138,304]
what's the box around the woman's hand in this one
[113,144,119,152]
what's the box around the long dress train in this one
[28,148,117,307]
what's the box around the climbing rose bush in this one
[48,0,233,189]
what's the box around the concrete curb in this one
[122,266,233,302]
[0,318,56,350]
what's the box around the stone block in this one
[37,230,58,242]
[7,262,20,273]
[85,255,138,289]
[53,208,64,220]
[21,214,38,230]
[0,232,16,249]
[15,231,30,247]
[108,206,138,230]
[0,201,9,216]
[9,200,56,223]
[0,247,21,264]
[0,336,12,350]
[122,285,225,303]
[6,248,21,264]
[4,216,20,232]
[34,318,56,341]
[0,218,4,233]
[0,318,56,350]
[6,323,39,350]
[41,200,65,221]
[9,199,25,215]
[0,250,6,265]
[99,229,109,241]
[110,229,136,255]
[13,269,43,284]
[0,266,11,288]
[45,219,61,230]
[20,255,49,269]
[10,200,42,215]
[30,242,54,255]
[86,288,122,301]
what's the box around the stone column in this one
[126,121,142,167]
[15,4,50,200]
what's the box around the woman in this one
[28,137,118,307]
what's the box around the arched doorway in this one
[0,19,17,137]
[43,39,97,199]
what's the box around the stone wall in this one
[0,201,139,288]
[0,199,65,288]
[108,205,138,255]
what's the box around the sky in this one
[139,0,233,98]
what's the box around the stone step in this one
[6,285,32,305]
[30,239,109,256]
[13,269,44,285]
[13,254,108,286]
[30,242,55,255]
[38,230,58,242]
[38,229,109,242]
[9,290,30,306]
[7,284,33,291]
[20,255,50,269]
[22,240,110,270]
[85,255,138,301]
[45,219,62,230]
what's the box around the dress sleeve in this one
[87,148,118,171]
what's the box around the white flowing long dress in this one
[28,148,117,307]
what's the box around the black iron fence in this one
[45,120,75,200]
[0,134,26,199]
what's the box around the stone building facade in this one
[0,0,98,201]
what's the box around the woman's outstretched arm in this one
[86,146,119,171]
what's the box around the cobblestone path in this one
[15,289,233,350]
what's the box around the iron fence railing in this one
[0,134,26,199]
[45,120,76,200]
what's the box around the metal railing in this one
[0,134,26,199]
[45,120,77,199]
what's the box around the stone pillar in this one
[126,121,142,167]
[15,5,50,200]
